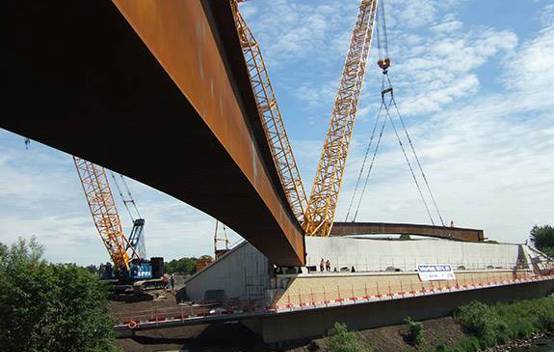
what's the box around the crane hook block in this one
[378,58,391,70]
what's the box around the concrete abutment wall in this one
[244,279,554,344]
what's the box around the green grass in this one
[436,296,554,352]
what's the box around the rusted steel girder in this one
[10,0,305,266]
[331,222,485,242]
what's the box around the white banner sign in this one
[417,264,456,281]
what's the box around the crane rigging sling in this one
[345,0,445,226]
[345,72,445,225]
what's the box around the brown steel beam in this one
[331,222,485,242]
[9,0,305,265]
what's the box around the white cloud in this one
[502,25,554,93]
[431,14,463,34]
[241,0,358,66]
[385,23,517,116]
[541,4,554,27]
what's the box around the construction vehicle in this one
[73,156,165,290]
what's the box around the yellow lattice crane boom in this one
[231,1,308,223]
[73,156,138,271]
[303,0,378,236]
[232,0,379,237]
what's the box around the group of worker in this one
[319,258,332,272]
[161,273,176,290]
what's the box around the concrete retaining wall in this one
[184,242,269,302]
[304,237,524,272]
[272,270,523,307]
[183,238,540,305]
[245,278,554,345]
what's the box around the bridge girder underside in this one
[9,0,305,266]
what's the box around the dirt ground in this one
[111,289,270,352]
[292,316,466,352]
[109,290,180,317]
[117,323,269,352]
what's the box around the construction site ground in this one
[110,288,267,352]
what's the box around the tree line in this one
[530,224,554,257]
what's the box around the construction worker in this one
[320,258,325,272]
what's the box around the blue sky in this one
[2,0,553,265]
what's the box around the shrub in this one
[453,297,554,351]
[327,322,367,352]
[434,342,448,352]
[455,301,504,347]
[405,317,424,345]
[0,237,119,352]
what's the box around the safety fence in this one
[114,273,554,331]
[272,272,554,311]
[114,299,265,329]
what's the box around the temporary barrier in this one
[114,274,554,330]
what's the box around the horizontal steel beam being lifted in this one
[331,222,485,242]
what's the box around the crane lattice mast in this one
[73,157,138,271]
[304,0,378,236]
[231,1,308,223]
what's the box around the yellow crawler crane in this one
[73,156,138,271]
[231,1,308,223]
[304,0,379,236]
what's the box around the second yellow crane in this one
[232,0,380,237]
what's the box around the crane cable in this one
[346,0,445,225]
[386,73,446,226]
[344,103,385,221]
[376,0,389,65]
[110,172,142,222]
[352,94,389,222]
[381,76,436,225]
